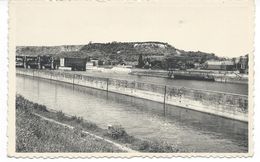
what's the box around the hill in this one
[16,41,218,62]
[16,45,84,56]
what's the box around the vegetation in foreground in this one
[16,95,182,153]
[16,105,123,152]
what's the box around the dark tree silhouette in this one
[137,54,144,68]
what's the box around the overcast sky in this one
[11,0,254,57]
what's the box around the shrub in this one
[71,115,77,121]
[80,121,97,130]
[137,140,179,152]
[56,111,65,121]
[33,103,48,112]
[75,117,83,123]
[107,125,127,139]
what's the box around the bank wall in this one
[130,69,248,84]
[16,68,248,122]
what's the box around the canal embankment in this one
[130,69,248,84]
[16,95,181,153]
[16,68,248,122]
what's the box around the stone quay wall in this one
[16,68,248,122]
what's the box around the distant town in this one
[16,41,249,74]
[15,41,248,86]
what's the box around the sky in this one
[11,0,254,57]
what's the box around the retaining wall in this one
[130,70,248,84]
[16,68,248,122]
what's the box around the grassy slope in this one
[16,108,123,152]
[16,95,182,153]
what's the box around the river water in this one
[16,74,248,152]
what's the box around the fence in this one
[16,68,248,122]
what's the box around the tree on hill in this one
[137,54,145,68]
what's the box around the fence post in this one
[132,81,135,94]
[73,74,75,85]
[106,78,109,92]
[50,71,53,81]
[163,85,167,116]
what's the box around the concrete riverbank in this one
[16,68,248,122]
[130,69,248,84]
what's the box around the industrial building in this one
[205,60,234,71]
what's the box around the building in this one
[165,56,195,70]
[16,56,25,68]
[237,54,249,74]
[89,59,99,66]
[59,57,87,71]
[206,60,234,70]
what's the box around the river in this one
[16,74,248,152]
